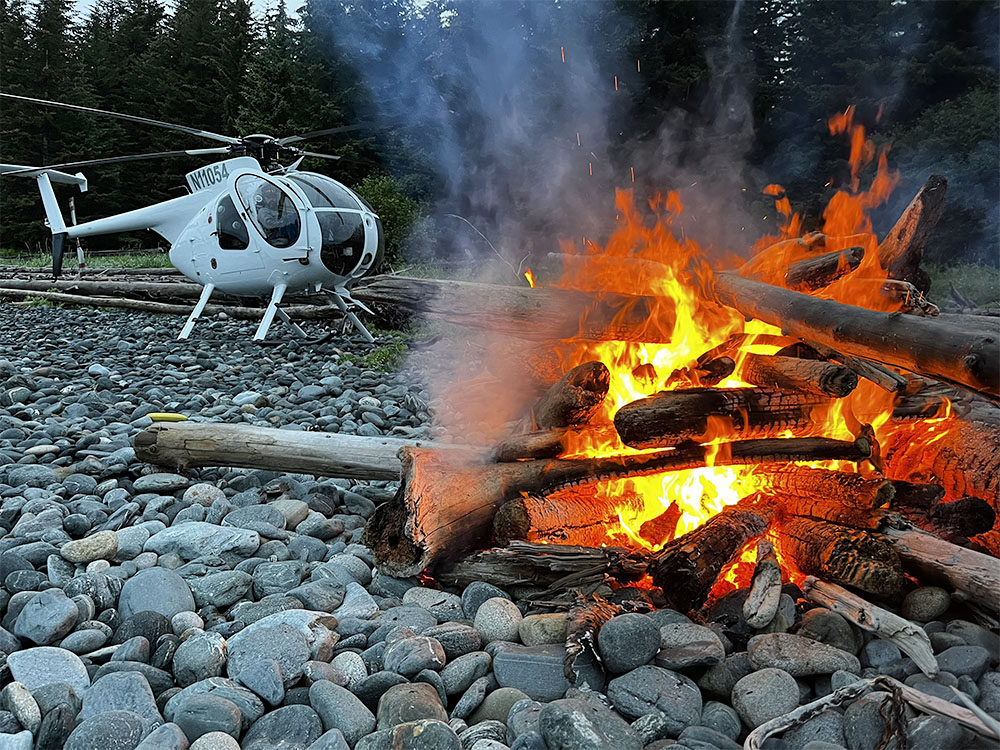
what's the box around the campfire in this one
[361,107,999,627]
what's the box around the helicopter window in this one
[236,175,301,248]
[216,195,249,250]
[317,211,366,276]
[288,175,361,210]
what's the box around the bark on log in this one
[492,428,573,462]
[753,467,895,508]
[614,387,829,449]
[352,275,675,343]
[878,174,947,293]
[711,272,999,397]
[785,246,865,291]
[0,287,339,320]
[743,539,782,628]
[134,421,445,480]
[526,361,610,431]
[437,541,647,592]
[740,354,858,397]
[802,577,938,677]
[366,437,871,576]
[778,516,904,597]
[493,487,645,546]
[879,525,1000,612]
[649,502,774,611]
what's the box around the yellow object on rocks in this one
[148,413,188,422]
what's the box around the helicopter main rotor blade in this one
[298,150,341,161]
[277,124,369,145]
[0,93,242,145]
[1,148,233,176]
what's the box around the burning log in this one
[753,466,894,508]
[666,356,736,387]
[638,503,682,548]
[711,272,999,397]
[778,516,904,597]
[366,436,872,576]
[493,488,644,547]
[889,488,996,545]
[879,525,1000,613]
[565,593,621,683]
[492,427,573,461]
[785,246,865,291]
[740,353,859,397]
[352,275,675,343]
[743,539,783,628]
[878,174,947,293]
[523,360,610,431]
[802,577,938,677]
[613,387,828,449]
[649,502,774,610]
[133,421,443,480]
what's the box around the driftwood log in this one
[879,525,1000,612]
[877,174,947,293]
[365,437,872,576]
[802,577,938,677]
[352,275,675,343]
[493,487,645,546]
[711,272,999,397]
[739,353,858,397]
[613,387,829,448]
[778,516,904,597]
[133,422,445,480]
[784,246,865,291]
[743,538,782,628]
[649,502,774,610]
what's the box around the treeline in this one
[0,0,996,267]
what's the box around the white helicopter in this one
[0,93,384,342]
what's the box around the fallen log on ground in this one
[614,387,829,448]
[740,353,858,397]
[134,421,446,480]
[879,524,1000,612]
[745,675,1000,750]
[649,502,774,610]
[0,287,339,320]
[784,246,865,291]
[802,577,938,677]
[0,277,210,300]
[877,174,947,293]
[366,436,872,576]
[711,272,999,397]
[778,515,904,597]
[352,275,676,343]
[0,264,182,275]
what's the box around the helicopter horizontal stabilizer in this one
[0,164,87,191]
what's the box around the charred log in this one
[785,246,865,291]
[649,502,774,611]
[740,354,859,397]
[743,539,783,628]
[878,174,947,293]
[711,272,998,397]
[614,387,829,449]
[493,488,645,547]
[527,360,610,431]
[778,516,904,597]
[753,467,895,508]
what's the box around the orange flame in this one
[524,268,535,288]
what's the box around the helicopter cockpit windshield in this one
[287,173,383,276]
[235,175,301,248]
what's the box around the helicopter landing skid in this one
[178,282,216,340]
[274,306,308,338]
[327,291,375,344]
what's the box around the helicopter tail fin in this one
[35,173,68,278]
[52,232,68,279]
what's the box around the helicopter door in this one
[235,174,302,249]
